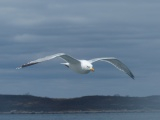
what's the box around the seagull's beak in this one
[90,68,94,72]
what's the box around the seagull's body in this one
[17,53,134,79]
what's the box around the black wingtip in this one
[130,73,135,80]
[17,62,39,69]
[126,71,135,80]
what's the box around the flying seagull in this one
[17,53,134,79]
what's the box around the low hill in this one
[0,95,160,113]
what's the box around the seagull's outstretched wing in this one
[89,57,134,79]
[17,53,80,69]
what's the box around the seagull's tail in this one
[61,63,69,68]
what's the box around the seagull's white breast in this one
[69,60,91,74]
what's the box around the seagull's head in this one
[81,60,94,72]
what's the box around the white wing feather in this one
[17,53,80,69]
[89,57,134,79]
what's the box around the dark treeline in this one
[0,95,160,113]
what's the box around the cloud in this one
[0,0,160,98]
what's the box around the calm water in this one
[0,113,160,120]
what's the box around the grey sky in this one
[0,0,160,98]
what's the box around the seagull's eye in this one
[87,66,90,68]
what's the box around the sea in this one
[0,112,160,120]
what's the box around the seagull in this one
[17,53,134,79]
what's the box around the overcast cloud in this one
[0,0,160,98]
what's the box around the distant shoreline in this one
[1,94,160,113]
[1,110,160,114]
